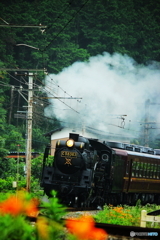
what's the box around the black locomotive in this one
[40,133,160,207]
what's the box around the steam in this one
[44,52,160,143]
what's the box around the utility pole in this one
[26,73,33,192]
[0,21,47,191]
[1,69,45,192]
[9,86,14,124]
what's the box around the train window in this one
[147,163,151,178]
[139,162,143,178]
[150,164,154,179]
[155,163,159,179]
[145,163,148,178]
[143,163,147,178]
[150,164,154,178]
[132,161,137,177]
[153,164,156,178]
[157,165,160,179]
[137,162,143,178]
[136,162,140,177]
[145,163,149,178]
[153,164,157,179]
[154,164,157,179]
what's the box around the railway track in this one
[28,207,160,240]
[63,210,160,239]
[93,222,160,239]
[28,216,160,240]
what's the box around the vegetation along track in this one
[27,207,160,240]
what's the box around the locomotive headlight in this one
[66,139,74,147]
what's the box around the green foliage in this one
[1,0,159,70]
[0,91,9,158]
[31,154,44,179]
[32,129,49,152]
[0,157,25,178]
[0,191,67,240]
[29,178,41,193]
[41,190,66,222]
[130,139,140,145]
[31,153,53,180]
[0,155,44,192]
[0,176,26,191]
[0,151,51,193]
[79,0,160,63]
[0,178,14,191]
[94,203,160,228]
[0,0,160,153]
[3,126,25,151]
[0,146,8,159]
[0,158,16,178]
[0,215,35,240]
[0,108,26,155]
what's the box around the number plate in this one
[61,151,77,157]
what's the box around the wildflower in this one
[25,198,39,217]
[0,191,39,218]
[66,215,108,240]
[16,190,40,217]
[89,228,108,240]
[0,196,23,216]
[66,216,94,236]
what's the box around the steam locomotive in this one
[40,133,160,207]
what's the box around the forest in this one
[0,0,160,158]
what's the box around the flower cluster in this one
[0,191,39,217]
[0,191,65,240]
[66,215,108,240]
[94,204,141,227]
[0,191,108,240]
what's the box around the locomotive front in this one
[41,133,94,207]
[54,138,86,174]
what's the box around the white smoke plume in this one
[44,52,160,143]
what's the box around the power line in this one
[6,72,28,85]
[46,0,76,33]
[42,0,90,52]
[39,96,82,99]
[34,74,81,113]
[46,74,81,99]
[44,87,80,113]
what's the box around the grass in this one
[94,201,160,228]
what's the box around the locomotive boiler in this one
[40,133,160,207]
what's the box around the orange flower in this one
[0,196,23,216]
[66,216,108,240]
[0,191,40,218]
[16,191,40,217]
[89,228,108,240]
[25,198,39,217]
[66,216,94,239]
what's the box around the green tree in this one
[0,0,160,154]
[31,154,44,179]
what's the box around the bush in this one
[0,190,108,240]
[94,203,160,228]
